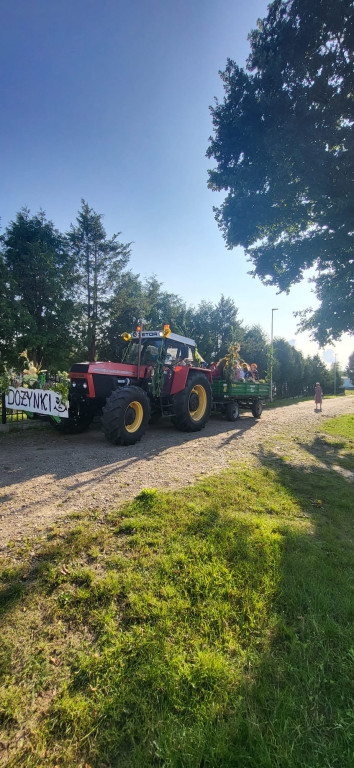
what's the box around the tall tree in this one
[1,209,75,369]
[184,296,244,362]
[207,0,353,344]
[272,339,305,397]
[345,351,354,384]
[239,325,269,379]
[0,250,18,370]
[68,200,131,360]
[185,300,216,362]
[141,276,188,334]
[102,271,144,361]
[303,353,332,394]
[212,295,244,359]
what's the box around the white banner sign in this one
[5,387,69,418]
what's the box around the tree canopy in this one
[0,201,339,399]
[345,351,354,383]
[1,209,76,368]
[207,0,353,344]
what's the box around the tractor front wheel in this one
[172,373,211,432]
[102,386,150,445]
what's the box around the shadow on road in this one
[0,413,258,494]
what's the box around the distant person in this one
[242,363,252,380]
[314,382,323,412]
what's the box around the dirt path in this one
[1,397,353,549]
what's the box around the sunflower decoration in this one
[224,343,241,385]
[19,350,43,388]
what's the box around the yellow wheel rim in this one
[189,385,207,421]
[125,401,144,432]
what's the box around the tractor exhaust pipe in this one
[137,319,143,380]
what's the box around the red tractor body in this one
[64,328,213,444]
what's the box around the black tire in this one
[172,372,212,432]
[225,401,239,421]
[149,408,161,425]
[251,398,263,418]
[102,386,150,445]
[51,399,93,434]
[52,414,92,434]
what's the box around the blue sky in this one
[0,0,351,369]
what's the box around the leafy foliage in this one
[1,209,76,368]
[239,325,268,379]
[345,351,354,384]
[0,202,339,397]
[273,342,333,396]
[207,0,354,343]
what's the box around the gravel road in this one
[1,396,353,549]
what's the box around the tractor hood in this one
[70,362,138,376]
[88,362,138,376]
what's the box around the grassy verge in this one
[0,418,353,767]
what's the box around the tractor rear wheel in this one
[225,401,239,421]
[172,373,211,432]
[102,386,150,445]
[251,398,263,418]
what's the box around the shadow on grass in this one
[296,434,354,475]
[220,446,354,768]
[0,525,99,620]
[0,435,353,768]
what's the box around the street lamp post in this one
[270,308,278,403]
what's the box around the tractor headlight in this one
[82,382,88,389]
[72,381,77,388]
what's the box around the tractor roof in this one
[131,330,196,347]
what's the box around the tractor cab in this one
[122,328,197,368]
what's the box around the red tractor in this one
[64,325,212,445]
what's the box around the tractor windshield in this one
[123,338,195,366]
[124,338,162,365]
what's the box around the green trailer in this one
[211,379,270,421]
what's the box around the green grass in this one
[322,413,354,442]
[0,411,28,422]
[0,418,353,767]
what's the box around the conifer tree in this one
[1,209,75,368]
[68,200,131,360]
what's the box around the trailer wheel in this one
[225,401,239,421]
[251,399,263,418]
[102,386,150,445]
[172,372,211,432]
